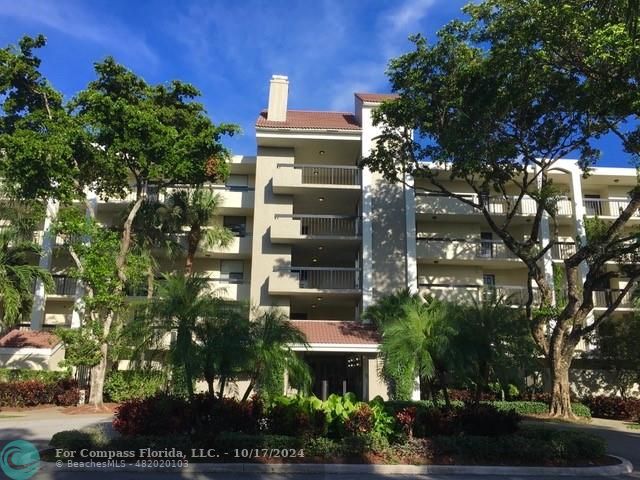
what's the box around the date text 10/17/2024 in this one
[55,448,306,461]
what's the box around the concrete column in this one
[70,191,97,329]
[569,167,589,283]
[537,172,556,305]
[411,376,421,401]
[361,166,374,313]
[404,173,418,294]
[30,198,59,330]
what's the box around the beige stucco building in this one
[2,75,638,400]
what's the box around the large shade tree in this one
[361,0,640,417]
[0,35,237,407]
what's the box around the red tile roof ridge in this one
[0,329,61,349]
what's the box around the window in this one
[482,274,496,303]
[223,216,247,237]
[479,232,493,258]
[220,260,244,283]
[225,174,249,191]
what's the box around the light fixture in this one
[614,178,620,183]
[318,246,324,251]
[317,296,323,301]
[431,216,437,220]
[318,197,325,202]
[312,257,318,263]
[319,150,325,155]
[311,304,317,309]
[434,260,439,264]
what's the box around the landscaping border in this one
[43,455,633,476]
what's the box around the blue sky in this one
[0,0,632,166]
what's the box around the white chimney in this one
[267,75,289,121]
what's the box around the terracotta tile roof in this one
[255,110,361,131]
[355,93,399,103]
[0,329,61,349]
[290,320,380,345]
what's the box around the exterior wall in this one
[0,345,65,370]
[371,172,409,299]
[367,355,388,400]
[249,147,294,314]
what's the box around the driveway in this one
[523,417,640,479]
[0,407,113,450]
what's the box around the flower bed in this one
[47,393,608,466]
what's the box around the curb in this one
[42,455,633,476]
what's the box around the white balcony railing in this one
[551,242,578,259]
[584,198,640,217]
[276,164,361,186]
[274,214,360,237]
[416,193,573,217]
[274,267,361,290]
[592,289,635,309]
[419,283,540,306]
[416,238,518,260]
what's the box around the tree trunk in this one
[185,227,201,275]
[218,375,227,398]
[242,380,255,402]
[88,311,114,409]
[549,351,576,419]
[206,376,214,395]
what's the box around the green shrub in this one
[104,370,167,402]
[50,426,109,451]
[304,437,340,457]
[433,427,605,463]
[489,401,591,418]
[341,432,389,455]
[0,368,71,383]
[214,433,301,451]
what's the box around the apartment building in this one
[1,75,637,399]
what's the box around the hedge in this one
[0,368,71,383]
[0,379,79,407]
[582,396,640,421]
[434,426,605,463]
[490,401,591,418]
[104,370,167,403]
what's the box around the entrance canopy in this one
[289,320,380,352]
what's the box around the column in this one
[70,191,97,329]
[404,173,418,294]
[30,198,59,330]
[361,166,374,313]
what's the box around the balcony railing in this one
[416,192,573,217]
[419,283,540,306]
[584,198,640,217]
[416,238,518,260]
[51,275,77,296]
[275,267,361,290]
[277,164,361,186]
[274,214,360,237]
[551,242,577,259]
[593,289,635,309]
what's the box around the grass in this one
[624,422,640,430]
[0,414,25,419]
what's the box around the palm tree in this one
[455,295,537,402]
[377,293,458,405]
[194,301,250,395]
[0,226,53,329]
[164,188,234,274]
[147,273,220,397]
[241,308,311,401]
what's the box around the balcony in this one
[269,267,361,297]
[551,242,578,260]
[273,164,361,195]
[271,215,361,244]
[592,289,635,311]
[98,184,255,215]
[416,238,519,264]
[584,198,640,219]
[419,283,539,306]
[47,275,78,300]
[205,278,250,302]
[416,193,573,219]
[168,233,252,258]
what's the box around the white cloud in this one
[0,0,158,65]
